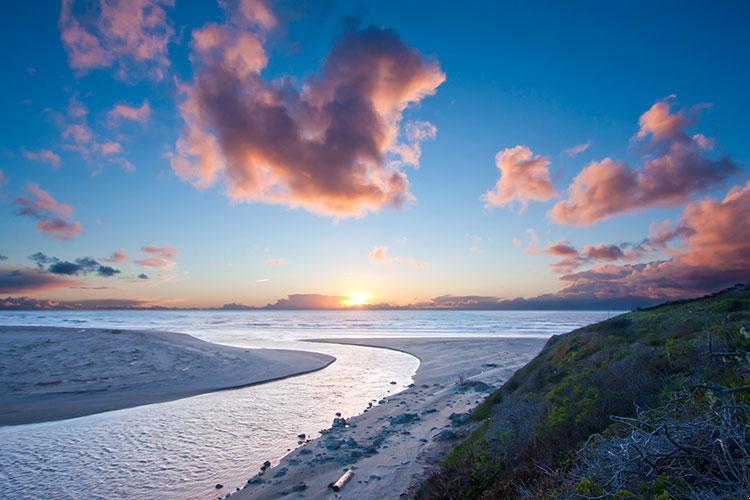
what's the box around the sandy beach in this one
[235,336,546,500]
[0,326,335,426]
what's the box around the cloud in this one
[564,140,592,157]
[0,169,6,187]
[169,2,445,218]
[265,258,286,267]
[483,145,557,211]
[141,245,177,258]
[14,183,83,240]
[23,149,61,168]
[256,277,270,283]
[266,293,346,309]
[512,237,522,247]
[108,100,151,124]
[102,249,128,263]
[369,245,428,269]
[135,245,177,268]
[552,181,750,299]
[368,245,389,263]
[135,258,173,269]
[0,267,77,294]
[59,0,174,80]
[550,98,739,226]
[0,255,6,261]
[29,252,120,277]
[57,95,135,173]
[137,273,149,280]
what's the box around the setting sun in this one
[341,291,370,307]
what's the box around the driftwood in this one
[329,469,354,492]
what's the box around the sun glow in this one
[341,291,369,307]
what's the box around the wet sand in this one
[234,337,546,499]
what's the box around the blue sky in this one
[1,1,748,308]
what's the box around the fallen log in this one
[328,469,354,492]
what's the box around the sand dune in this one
[0,326,335,426]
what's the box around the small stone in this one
[390,381,397,385]
[215,483,223,489]
[292,482,307,492]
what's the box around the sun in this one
[341,291,369,307]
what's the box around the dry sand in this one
[0,326,334,426]
[234,337,546,500]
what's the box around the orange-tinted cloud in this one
[266,294,347,309]
[23,149,61,168]
[483,145,557,210]
[14,183,83,240]
[556,181,750,299]
[550,98,739,226]
[108,100,151,123]
[170,2,445,218]
[265,258,286,267]
[59,0,174,80]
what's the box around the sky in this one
[1,0,749,309]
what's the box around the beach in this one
[236,336,546,499]
[0,326,335,426]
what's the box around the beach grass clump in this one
[418,284,750,499]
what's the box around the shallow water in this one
[0,310,615,499]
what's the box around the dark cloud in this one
[137,273,149,280]
[0,268,75,294]
[28,253,120,277]
[0,254,7,261]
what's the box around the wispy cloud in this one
[564,140,591,157]
[23,149,61,168]
[14,183,83,240]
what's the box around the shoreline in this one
[0,326,335,426]
[234,336,546,499]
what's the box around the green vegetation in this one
[419,285,750,499]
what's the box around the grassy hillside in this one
[419,285,750,499]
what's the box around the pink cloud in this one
[135,245,176,268]
[134,257,173,269]
[555,181,750,299]
[23,149,61,168]
[169,3,445,218]
[265,258,286,267]
[483,145,557,210]
[102,249,128,263]
[564,140,591,157]
[108,100,151,123]
[14,183,83,240]
[59,0,174,80]
[393,255,430,269]
[550,98,738,226]
[98,141,122,155]
[142,245,177,258]
[369,246,389,263]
